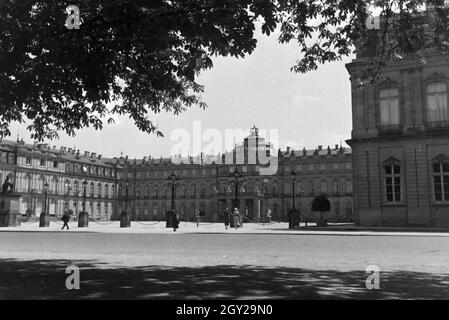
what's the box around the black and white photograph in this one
[1,0,449,307]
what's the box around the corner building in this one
[346,14,449,226]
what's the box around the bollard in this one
[78,211,89,228]
[166,210,174,228]
[39,212,50,227]
[120,211,131,228]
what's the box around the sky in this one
[11,28,354,159]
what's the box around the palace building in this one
[346,9,449,226]
[0,127,353,223]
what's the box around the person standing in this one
[233,208,240,230]
[61,211,70,231]
[223,207,230,230]
[172,210,179,232]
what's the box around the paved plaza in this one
[1,223,449,299]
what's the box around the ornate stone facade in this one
[346,15,449,226]
[0,128,353,222]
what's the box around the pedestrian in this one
[195,209,200,228]
[61,211,70,230]
[172,210,179,232]
[233,208,240,230]
[223,207,230,230]
[266,209,272,223]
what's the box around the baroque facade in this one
[0,127,353,223]
[0,140,121,220]
[346,12,449,226]
[117,127,354,223]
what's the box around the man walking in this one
[61,211,70,231]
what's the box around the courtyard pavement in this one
[2,220,449,237]
[1,221,449,299]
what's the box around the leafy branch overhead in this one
[0,0,447,140]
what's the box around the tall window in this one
[379,88,400,126]
[334,202,340,217]
[433,160,449,202]
[200,184,206,198]
[384,164,402,203]
[190,184,196,198]
[97,183,102,197]
[427,82,448,123]
[74,180,79,195]
[90,182,94,197]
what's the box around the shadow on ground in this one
[0,259,448,299]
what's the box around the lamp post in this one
[78,179,89,228]
[82,180,87,212]
[289,168,297,229]
[290,168,296,210]
[43,182,49,214]
[64,180,71,216]
[167,171,180,229]
[167,171,180,211]
[125,180,129,211]
[39,182,50,228]
[261,178,270,225]
[230,168,242,210]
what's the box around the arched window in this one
[200,184,206,198]
[145,185,150,199]
[104,184,109,197]
[90,182,94,197]
[136,185,141,198]
[334,202,340,216]
[346,202,353,218]
[181,185,187,198]
[320,180,328,194]
[333,180,339,195]
[346,179,353,194]
[427,82,448,123]
[190,184,196,198]
[51,177,58,194]
[24,175,32,192]
[153,185,159,199]
[162,185,168,199]
[97,183,102,197]
[379,88,400,127]
[74,180,79,195]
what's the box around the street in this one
[1,225,449,299]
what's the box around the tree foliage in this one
[1,0,448,140]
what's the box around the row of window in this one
[119,179,354,200]
[22,178,116,198]
[384,161,449,203]
[379,82,449,128]
[23,156,117,178]
[284,162,352,172]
